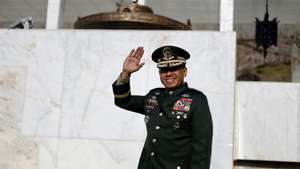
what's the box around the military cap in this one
[152,45,190,70]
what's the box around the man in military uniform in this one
[112,46,213,169]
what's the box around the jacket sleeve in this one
[112,80,145,114]
[190,94,213,169]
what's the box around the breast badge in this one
[173,98,192,112]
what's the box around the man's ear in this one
[184,68,187,77]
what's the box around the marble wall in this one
[235,82,300,162]
[292,44,300,82]
[0,30,236,169]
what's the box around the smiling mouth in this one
[166,78,175,83]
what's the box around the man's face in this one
[159,67,187,90]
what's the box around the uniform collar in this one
[166,82,188,96]
[158,82,189,109]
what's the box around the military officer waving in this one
[112,46,213,169]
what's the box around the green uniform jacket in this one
[112,81,213,169]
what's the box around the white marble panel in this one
[59,31,149,140]
[235,82,300,162]
[57,139,144,169]
[207,92,234,146]
[0,66,26,130]
[37,138,58,169]
[0,30,66,137]
[291,44,300,82]
[0,66,39,169]
[211,144,233,169]
[207,92,234,169]
[0,135,38,169]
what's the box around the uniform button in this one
[152,138,157,143]
[183,114,188,119]
[155,126,160,130]
[159,112,163,116]
[150,152,155,156]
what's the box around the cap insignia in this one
[162,47,175,61]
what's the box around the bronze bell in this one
[74,0,191,30]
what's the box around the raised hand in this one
[122,46,145,74]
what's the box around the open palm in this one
[123,46,145,74]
